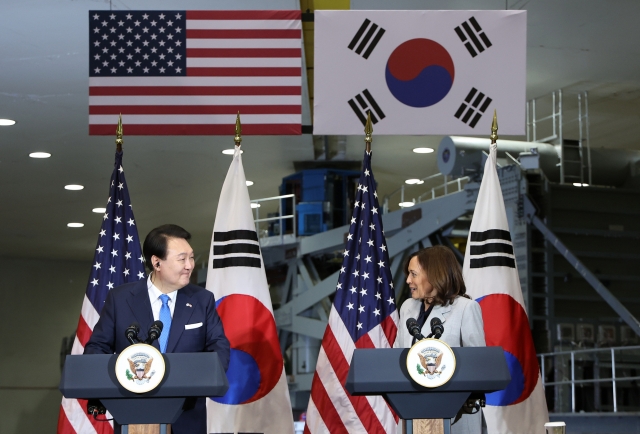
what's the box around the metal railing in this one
[251,193,296,245]
[382,173,470,214]
[538,345,640,413]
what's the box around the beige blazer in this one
[394,296,486,434]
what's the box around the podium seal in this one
[406,338,456,388]
[115,343,165,393]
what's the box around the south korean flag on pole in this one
[205,140,294,434]
[314,10,526,135]
[463,131,549,433]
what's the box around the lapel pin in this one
[186,303,192,308]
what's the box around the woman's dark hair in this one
[143,224,191,270]
[405,245,468,306]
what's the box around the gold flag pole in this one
[364,111,372,152]
[490,109,498,144]
[234,111,242,147]
[116,113,123,152]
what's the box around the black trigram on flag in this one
[454,88,492,128]
[469,229,515,269]
[455,16,492,57]
[212,229,261,269]
[348,89,386,126]
[348,18,386,59]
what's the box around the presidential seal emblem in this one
[406,338,456,388]
[115,343,165,393]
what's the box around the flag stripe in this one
[213,243,260,255]
[214,229,259,242]
[187,67,300,76]
[187,10,301,20]
[212,257,261,268]
[89,114,300,124]
[348,19,371,50]
[90,86,301,96]
[470,256,516,268]
[362,28,385,59]
[470,242,514,255]
[90,77,301,86]
[89,124,300,135]
[90,105,301,115]
[187,58,301,67]
[76,315,93,348]
[90,95,301,105]
[186,48,301,58]
[186,29,301,39]
[187,38,301,49]
[470,229,512,242]
[308,367,350,434]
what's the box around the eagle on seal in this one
[128,357,153,380]
[418,352,443,375]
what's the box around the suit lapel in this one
[166,286,196,353]
[126,280,154,333]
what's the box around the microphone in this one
[145,320,163,345]
[406,318,425,341]
[430,317,444,339]
[125,322,140,345]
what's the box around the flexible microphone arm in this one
[145,320,164,345]
[125,322,140,345]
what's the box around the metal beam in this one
[524,196,640,336]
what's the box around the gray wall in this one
[0,257,91,434]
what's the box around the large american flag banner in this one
[304,150,399,434]
[89,10,302,135]
[57,151,146,434]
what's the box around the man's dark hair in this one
[143,224,191,270]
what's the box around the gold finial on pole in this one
[490,110,498,144]
[234,111,242,147]
[364,111,373,152]
[115,113,123,152]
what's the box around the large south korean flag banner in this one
[314,11,526,135]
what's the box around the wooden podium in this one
[60,352,228,434]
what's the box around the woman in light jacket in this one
[395,246,485,434]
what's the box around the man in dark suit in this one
[85,224,230,434]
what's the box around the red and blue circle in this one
[212,294,283,404]
[385,38,455,108]
[477,293,539,406]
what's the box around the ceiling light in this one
[572,183,589,187]
[29,152,51,159]
[222,149,243,155]
[67,223,84,228]
[399,202,415,208]
[405,179,424,185]
[92,208,106,213]
[250,203,261,208]
[246,180,254,186]
[65,184,84,190]
[0,119,16,126]
[412,147,434,154]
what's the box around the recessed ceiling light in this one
[413,147,434,154]
[573,183,589,187]
[65,184,84,190]
[399,202,415,208]
[67,223,84,228]
[92,208,106,213]
[246,180,254,186]
[250,203,261,208]
[0,119,16,126]
[29,152,51,159]
[405,179,424,185]
[222,149,243,155]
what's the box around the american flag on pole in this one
[463,137,549,433]
[89,10,302,135]
[304,149,399,434]
[57,150,146,434]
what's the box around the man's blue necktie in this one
[159,294,172,353]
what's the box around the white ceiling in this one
[1,0,639,262]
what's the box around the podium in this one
[60,352,228,433]
[346,347,510,432]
